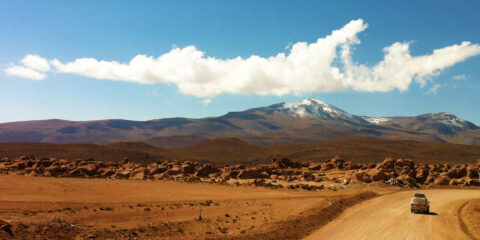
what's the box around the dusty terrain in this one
[304,189,480,240]
[0,154,479,239]
[2,136,480,165]
[461,198,480,239]
[0,175,378,240]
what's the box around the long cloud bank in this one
[4,19,480,98]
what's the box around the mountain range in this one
[1,97,479,146]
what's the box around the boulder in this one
[10,161,26,170]
[322,163,334,171]
[308,163,323,171]
[195,165,220,177]
[329,156,345,169]
[220,170,239,180]
[43,165,64,176]
[441,164,451,172]
[415,164,429,184]
[450,178,465,185]
[424,174,436,185]
[397,175,417,186]
[464,179,480,186]
[0,164,8,172]
[467,166,479,179]
[149,166,168,175]
[433,175,450,185]
[165,167,182,176]
[351,171,372,183]
[0,220,13,236]
[343,162,362,170]
[153,172,170,180]
[394,159,414,170]
[447,165,467,179]
[231,164,246,170]
[237,170,269,179]
[130,168,146,180]
[301,171,314,181]
[112,169,131,179]
[270,156,299,169]
[181,163,196,175]
[376,157,395,170]
[365,163,377,169]
[99,168,115,177]
[370,169,388,181]
[67,168,89,177]
[122,162,137,170]
[81,163,98,176]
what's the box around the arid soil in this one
[1,155,480,239]
[460,198,480,239]
[0,175,378,240]
[304,190,480,240]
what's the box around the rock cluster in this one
[1,155,479,187]
[0,156,219,181]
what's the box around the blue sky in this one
[1,1,479,124]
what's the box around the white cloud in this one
[427,84,441,94]
[202,99,211,105]
[5,19,480,99]
[4,66,47,80]
[4,55,50,80]
[453,74,467,80]
[22,54,50,72]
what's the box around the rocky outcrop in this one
[0,220,12,236]
[0,155,479,188]
[237,170,269,179]
[351,171,372,183]
[270,156,300,169]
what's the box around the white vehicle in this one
[410,193,430,213]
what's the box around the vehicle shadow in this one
[417,212,438,216]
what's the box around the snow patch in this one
[433,113,468,129]
[362,117,390,124]
[280,98,357,121]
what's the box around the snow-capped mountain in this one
[430,112,476,130]
[281,98,356,119]
[261,98,477,131]
[391,112,479,135]
[264,97,380,125]
[0,97,478,145]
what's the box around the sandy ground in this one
[461,198,480,239]
[0,175,376,239]
[1,175,478,239]
[304,189,480,240]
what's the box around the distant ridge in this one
[0,98,479,146]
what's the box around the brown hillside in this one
[143,136,208,149]
[0,142,174,164]
[176,137,273,165]
[268,136,480,164]
[1,136,480,165]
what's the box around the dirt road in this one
[305,189,480,240]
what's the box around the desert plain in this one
[0,153,479,240]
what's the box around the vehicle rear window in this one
[414,193,425,198]
[412,198,427,203]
